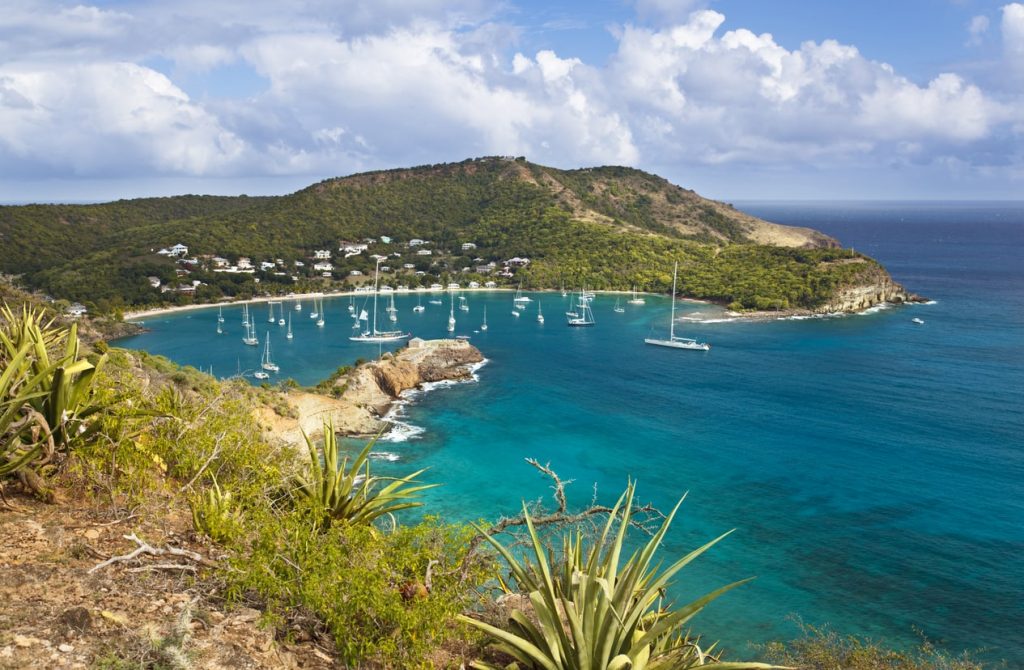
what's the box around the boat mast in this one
[670,261,677,340]
[372,258,380,336]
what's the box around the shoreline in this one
[122,287,672,321]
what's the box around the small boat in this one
[511,309,520,317]
[566,288,595,327]
[413,293,425,313]
[350,259,411,342]
[242,318,258,346]
[261,333,280,372]
[912,317,925,324]
[316,299,325,328]
[295,299,302,311]
[267,303,276,323]
[613,297,625,313]
[537,302,544,324]
[447,294,456,332]
[428,299,443,305]
[216,322,223,335]
[644,262,709,351]
[481,306,488,331]
[309,301,319,319]
[217,306,224,323]
[456,335,471,341]
[254,371,270,380]
[459,296,469,312]
[628,286,646,305]
[286,314,293,339]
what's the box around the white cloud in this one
[967,15,990,46]
[1003,3,1024,73]
[0,62,247,177]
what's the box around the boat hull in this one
[350,332,410,343]
[644,337,710,351]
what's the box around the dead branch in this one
[458,459,667,579]
[88,533,213,574]
[126,563,198,573]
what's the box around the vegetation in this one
[461,484,773,670]
[0,157,885,314]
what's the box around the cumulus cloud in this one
[0,0,1022,196]
[967,15,990,46]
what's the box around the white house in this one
[380,266,390,272]
[461,242,477,251]
[505,257,531,267]
[169,243,189,256]
[350,270,363,276]
[370,254,388,261]
[447,282,460,290]
[147,276,161,288]
[313,261,334,272]
[342,244,368,257]
[379,236,392,244]
[66,303,88,318]
[468,281,480,288]
[408,239,426,247]
[314,249,332,259]
[402,263,416,269]
[416,249,433,256]
[237,257,253,270]
[294,260,305,267]
[260,261,276,271]
[211,257,229,268]
[484,281,497,288]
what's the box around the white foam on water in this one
[379,358,489,443]
[370,451,401,462]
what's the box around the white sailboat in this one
[537,301,544,323]
[316,299,325,327]
[350,259,410,342]
[286,313,293,339]
[309,300,319,319]
[644,262,709,351]
[513,282,532,304]
[295,299,302,311]
[447,292,456,332]
[267,303,276,323]
[459,295,469,312]
[566,288,595,327]
[388,292,398,322]
[628,286,646,305]
[261,333,280,372]
[277,302,285,326]
[348,296,355,313]
[481,306,488,331]
[241,304,250,327]
[242,317,259,346]
[254,370,269,380]
[614,297,625,313]
[413,293,425,313]
[217,306,224,323]
[216,320,223,335]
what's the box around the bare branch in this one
[87,533,213,574]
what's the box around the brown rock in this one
[58,606,92,634]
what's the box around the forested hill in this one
[0,157,896,313]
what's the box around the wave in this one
[379,358,489,442]
[369,451,401,462]
[856,302,895,316]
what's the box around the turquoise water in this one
[118,203,1024,662]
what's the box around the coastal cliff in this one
[258,338,483,444]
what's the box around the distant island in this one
[0,156,920,317]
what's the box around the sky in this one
[1,0,1023,203]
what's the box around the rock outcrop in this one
[812,261,925,314]
[262,339,483,444]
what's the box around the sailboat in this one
[277,302,285,326]
[459,295,469,312]
[644,262,709,351]
[481,306,488,331]
[267,303,276,323]
[350,259,410,342]
[217,306,224,323]
[261,333,280,372]
[413,293,425,313]
[513,282,531,304]
[537,301,544,323]
[387,292,398,322]
[216,320,223,335]
[348,295,355,313]
[628,286,646,305]
[614,297,625,313]
[447,292,456,332]
[241,304,250,326]
[286,313,293,339]
[242,317,259,346]
[316,299,325,328]
[295,299,302,311]
[566,288,595,327]
[309,300,319,319]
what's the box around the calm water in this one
[118,202,1024,662]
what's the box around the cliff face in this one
[263,339,484,443]
[813,262,923,314]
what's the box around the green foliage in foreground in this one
[762,625,990,670]
[461,484,774,670]
[291,420,438,528]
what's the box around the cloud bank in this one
[0,1,1022,198]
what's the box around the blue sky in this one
[1,0,1022,202]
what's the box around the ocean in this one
[117,202,1024,663]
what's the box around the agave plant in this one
[459,483,778,670]
[290,420,437,528]
[191,478,243,544]
[0,304,107,449]
[0,341,55,478]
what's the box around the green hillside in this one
[0,157,887,313]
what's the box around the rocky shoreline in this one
[257,338,484,445]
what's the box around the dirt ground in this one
[0,490,337,669]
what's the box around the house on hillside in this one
[147,276,161,288]
[66,303,88,318]
[416,249,433,256]
[314,249,331,259]
[313,261,334,272]
[461,242,477,251]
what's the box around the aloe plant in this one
[291,420,437,528]
[459,483,778,670]
[191,478,243,544]
[0,341,54,478]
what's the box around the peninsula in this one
[0,157,918,318]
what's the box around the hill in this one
[0,157,912,313]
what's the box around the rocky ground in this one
[0,493,335,669]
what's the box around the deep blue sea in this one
[117,202,1024,663]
